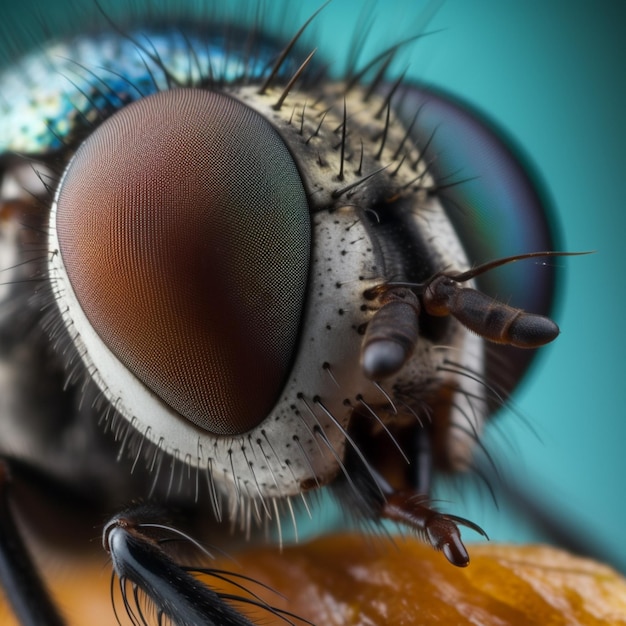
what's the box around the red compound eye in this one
[55,88,310,436]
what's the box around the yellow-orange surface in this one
[1,535,625,625]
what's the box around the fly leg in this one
[335,416,487,567]
[0,460,65,626]
[380,489,487,567]
[103,503,311,626]
[381,426,487,567]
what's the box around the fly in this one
[0,2,574,624]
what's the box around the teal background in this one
[1,0,624,571]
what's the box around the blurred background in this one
[1,0,624,572]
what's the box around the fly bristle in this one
[337,98,347,180]
[299,101,308,136]
[412,126,438,171]
[390,152,408,177]
[305,109,328,144]
[346,34,424,94]
[331,164,390,199]
[375,69,407,119]
[356,139,364,176]
[393,104,423,160]
[272,48,316,111]
[363,52,396,103]
[375,101,392,160]
[402,169,428,191]
[258,0,329,95]
[343,4,376,82]
[93,3,180,90]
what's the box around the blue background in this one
[2,0,624,572]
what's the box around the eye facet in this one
[54,88,310,435]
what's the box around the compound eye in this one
[54,88,310,435]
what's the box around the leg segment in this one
[103,504,309,626]
[334,415,486,567]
